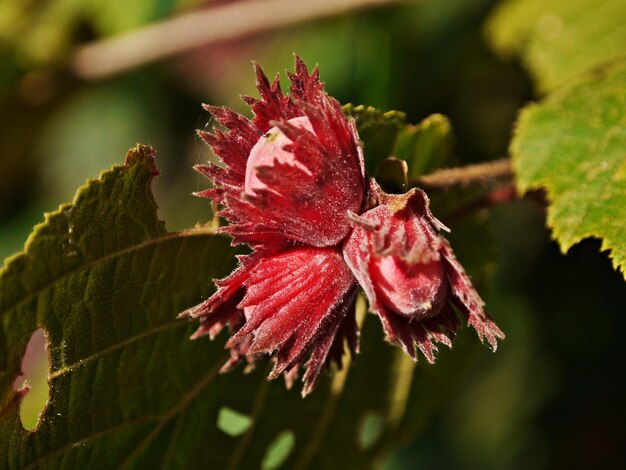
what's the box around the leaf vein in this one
[2,230,208,319]
[48,320,186,379]
[23,359,224,469]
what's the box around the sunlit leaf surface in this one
[486,0,626,92]
[0,145,479,469]
[512,62,626,277]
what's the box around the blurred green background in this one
[2,0,624,468]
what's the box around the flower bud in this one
[343,188,504,362]
[185,57,503,395]
[369,240,447,318]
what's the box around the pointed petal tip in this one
[488,329,505,350]
[196,129,216,146]
[421,347,437,364]
[300,376,316,398]
[241,94,256,105]
[193,163,218,181]
[253,61,271,85]
[202,105,234,123]
[179,302,209,320]
[224,336,236,349]
[190,328,207,340]
[221,355,246,374]
[494,324,506,340]
[293,53,306,70]
[267,368,281,381]
[283,367,299,390]
[480,332,501,353]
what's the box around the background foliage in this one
[1,0,625,468]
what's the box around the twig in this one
[71,0,407,80]
[411,158,513,190]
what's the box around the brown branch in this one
[71,0,409,80]
[411,158,513,190]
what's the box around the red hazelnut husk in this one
[182,57,363,395]
[343,186,504,362]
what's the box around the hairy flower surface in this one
[183,57,503,396]
[194,58,365,251]
[343,187,505,362]
[182,57,363,395]
[184,248,358,396]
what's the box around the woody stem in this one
[410,158,513,190]
[71,0,411,80]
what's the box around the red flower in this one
[182,57,503,396]
[194,58,365,251]
[343,185,505,362]
[182,57,364,395]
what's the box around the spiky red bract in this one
[181,247,358,396]
[186,57,504,395]
[343,188,504,363]
[196,56,365,251]
[187,57,365,395]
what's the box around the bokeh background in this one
[2,0,625,468]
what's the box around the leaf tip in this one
[125,144,159,176]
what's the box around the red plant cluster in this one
[181,57,504,396]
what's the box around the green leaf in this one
[216,407,253,437]
[511,61,626,278]
[342,105,456,180]
[393,113,454,178]
[343,104,406,172]
[0,144,492,468]
[261,430,296,470]
[485,0,626,93]
[0,145,238,467]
